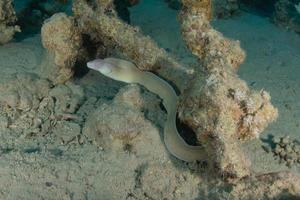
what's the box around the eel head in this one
[87,57,139,83]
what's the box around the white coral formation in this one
[0,0,20,44]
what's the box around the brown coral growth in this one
[41,13,82,84]
[73,0,279,181]
[178,2,278,179]
[73,0,191,91]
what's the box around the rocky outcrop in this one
[0,0,20,44]
[40,13,82,84]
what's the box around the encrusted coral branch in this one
[40,13,82,84]
[72,0,191,92]
[178,1,278,179]
[72,0,278,180]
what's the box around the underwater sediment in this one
[0,0,299,199]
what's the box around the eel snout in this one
[87,59,113,75]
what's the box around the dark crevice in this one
[176,115,199,146]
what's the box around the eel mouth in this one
[87,59,103,70]
[87,59,112,75]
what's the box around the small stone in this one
[279,151,286,158]
[290,152,298,160]
[78,135,84,145]
[279,158,285,164]
[33,118,42,128]
[279,142,286,148]
[286,159,293,168]
[262,145,270,153]
[285,145,293,153]
[274,145,283,154]
[293,145,299,153]
[0,115,8,129]
[282,136,290,144]
[285,154,293,160]
[273,137,280,144]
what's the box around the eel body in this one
[87,57,204,162]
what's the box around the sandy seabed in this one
[0,0,299,199]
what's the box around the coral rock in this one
[179,5,278,179]
[41,13,82,84]
[73,0,191,91]
[0,0,20,44]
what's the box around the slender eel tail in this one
[164,115,206,162]
[136,71,205,162]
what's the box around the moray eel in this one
[87,57,204,162]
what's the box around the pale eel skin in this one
[87,57,204,162]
